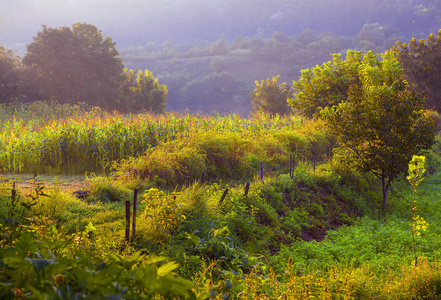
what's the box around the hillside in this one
[119,24,434,114]
[2,102,441,298]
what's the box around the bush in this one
[88,176,132,203]
[194,132,250,180]
[139,188,186,243]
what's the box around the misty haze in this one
[2,0,441,114]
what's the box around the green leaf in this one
[157,261,179,276]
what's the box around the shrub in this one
[87,176,132,203]
[138,188,187,243]
[194,132,250,180]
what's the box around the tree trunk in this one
[382,175,391,210]
[382,185,388,210]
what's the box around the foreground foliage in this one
[0,215,195,299]
[2,103,441,298]
[4,159,441,298]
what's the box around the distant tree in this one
[231,36,252,50]
[294,29,317,47]
[357,40,377,52]
[23,23,124,109]
[305,33,345,61]
[121,69,167,113]
[394,30,441,113]
[209,56,228,73]
[320,51,435,209]
[0,47,23,103]
[356,23,399,52]
[271,31,291,43]
[249,75,292,116]
[158,72,191,111]
[355,23,386,47]
[210,39,229,55]
[250,39,265,50]
[289,50,363,118]
[181,72,247,114]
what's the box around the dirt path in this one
[0,174,88,193]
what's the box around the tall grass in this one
[119,115,332,188]
[0,102,331,177]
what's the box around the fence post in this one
[289,154,293,178]
[132,188,139,241]
[259,162,264,181]
[125,200,131,242]
[244,182,250,197]
[219,188,229,205]
[313,157,316,172]
[200,172,205,184]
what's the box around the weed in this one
[407,155,429,266]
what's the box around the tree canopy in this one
[19,23,167,113]
[0,47,23,103]
[249,75,292,116]
[23,23,124,109]
[121,69,167,114]
[394,29,441,113]
[319,51,435,209]
[288,50,363,118]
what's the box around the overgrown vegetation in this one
[0,102,330,176]
[1,102,441,298]
[2,25,441,300]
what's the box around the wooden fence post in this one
[219,188,229,205]
[125,200,131,242]
[292,155,295,178]
[200,172,205,184]
[132,188,139,241]
[313,157,316,172]
[259,162,264,181]
[289,154,293,178]
[244,182,250,197]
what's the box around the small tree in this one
[181,72,247,114]
[407,155,428,266]
[121,69,167,114]
[289,50,363,118]
[320,51,435,209]
[249,75,292,116]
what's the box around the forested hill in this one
[115,0,441,114]
[3,0,441,114]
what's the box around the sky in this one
[2,0,181,51]
[2,0,441,54]
[2,0,267,48]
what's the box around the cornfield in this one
[0,102,330,175]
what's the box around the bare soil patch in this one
[0,174,87,193]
